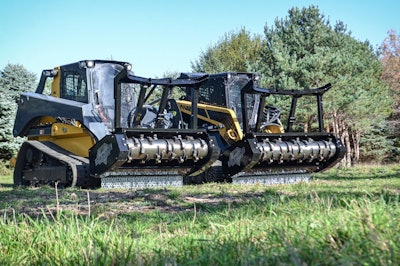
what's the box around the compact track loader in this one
[12,60,344,189]
[176,73,345,184]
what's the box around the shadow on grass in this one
[0,166,399,220]
[314,165,400,180]
[1,189,395,266]
[0,183,13,188]
[1,170,398,265]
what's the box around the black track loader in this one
[12,60,344,188]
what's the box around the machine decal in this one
[95,143,113,166]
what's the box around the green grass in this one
[0,165,399,265]
[0,175,12,186]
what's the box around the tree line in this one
[1,5,399,166]
[192,5,400,166]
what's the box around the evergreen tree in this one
[191,5,395,164]
[258,6,393,165]
[0,63,36,160]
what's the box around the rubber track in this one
[22,141,90,187]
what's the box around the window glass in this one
[198,77,226,106]
[61,71,88,103]
[91,63,137,129]
[226,74,253,128]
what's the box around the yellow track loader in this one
[12,60,344,188]
[177,72,345,185]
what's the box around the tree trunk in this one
[324,113,330,132]
[331,110,352,167]
[352,130,360,162]
[304,115,310,133]
[332,111,339,137]
[343,129,352,167]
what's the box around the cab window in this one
[61,71,88,103]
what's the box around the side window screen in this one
[61,71,88,103]
[198,78,226,106]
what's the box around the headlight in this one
[125,63,132,71]
[79,60,95,68]
[43,69,58,77]
[86,60,94,68]
[50,69,58,76]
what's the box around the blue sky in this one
[0,0,399,78]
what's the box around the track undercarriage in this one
[14,141,99,188]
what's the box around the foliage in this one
[192,5,395,164]
[191,27,263,73]
[0,64,36,160]
[0,166,399,265]
[380,30,400,156]
[0,160,13,176]
[258,6,393,164]
[380,29,400,98]
[359,121,396,162]
[140,70,186,106]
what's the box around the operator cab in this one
[181,72,283,134]
[36,60,137,129]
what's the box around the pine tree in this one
[258,6,393,165]
[0,63,36,160]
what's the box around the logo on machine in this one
[228,147,245,167]
[95,143,113,166]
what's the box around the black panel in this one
[89,134,129,176]
[13,92,86,137]
[198,76,227,106]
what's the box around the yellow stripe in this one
[51,66,61,98]
[176,100,243,142]
[28,123,95,157]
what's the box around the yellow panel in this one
[176,100,243,142]
[177,100,285,140]
[51,66,61,98]
[28,123,96,157]
[51,123,85,138]
[39,116,57,124]
[264,125,284,134]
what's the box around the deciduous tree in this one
[380,30,400,136]
[191,28,262,73]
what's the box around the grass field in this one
[0,165,399,265]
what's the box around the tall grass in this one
[1,194,399,265]
[0,165,399,265]
[0,160,13,176]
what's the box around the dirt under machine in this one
[12,60,345,189]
